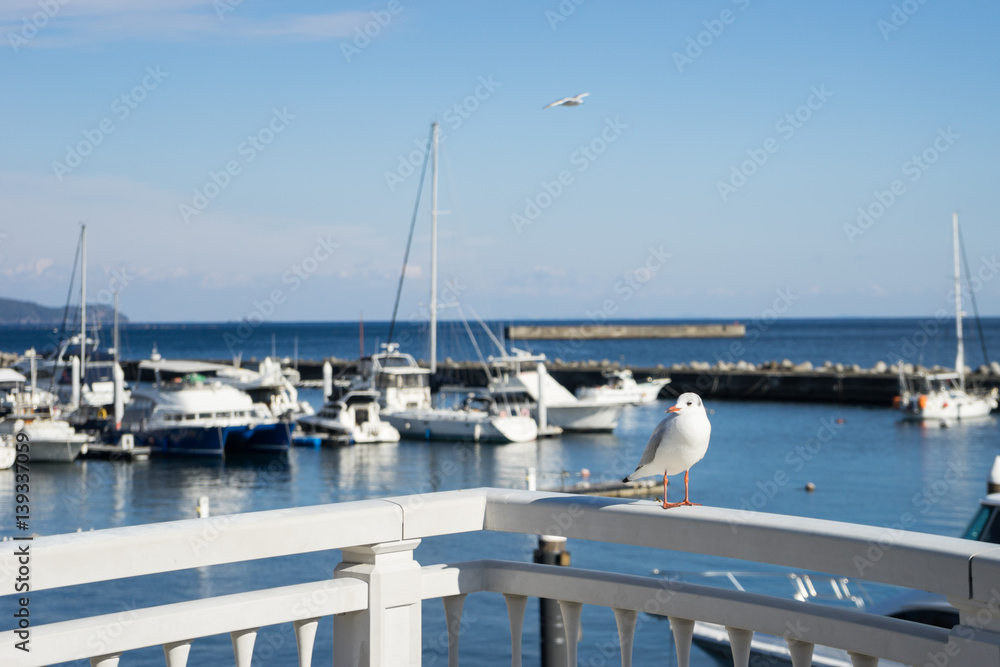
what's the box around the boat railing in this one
[3,488,1000,666]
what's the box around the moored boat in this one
[120,371,290,458]
[296,390,400,444]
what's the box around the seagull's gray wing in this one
[635,413,676,469]
[543,97,570,110]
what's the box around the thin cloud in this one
[1,1,369,48]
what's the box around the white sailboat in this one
[897,213,999,420]
[356,123,537,443]
[575,368,671,405]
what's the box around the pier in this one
[505,323,746,340]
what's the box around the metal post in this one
[536,362,548,431]
[535,535,571,667]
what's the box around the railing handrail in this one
[4,488,1000,602]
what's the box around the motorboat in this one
[0,366,93,462]
[574,368,670,405]
[120,371,290,458]
[351,344,538,443]
[296,390,400,444]
[897,213,998,420]
[488,349,624,432]
[0,416,93,462]
[136,350,314,422]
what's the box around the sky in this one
[1,0,999,323]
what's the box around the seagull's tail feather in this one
[622,474,631,483]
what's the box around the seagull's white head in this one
[667,392,705,414]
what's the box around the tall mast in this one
[953,212,965,391]
[430,122,439,374]
[80,223,87,381]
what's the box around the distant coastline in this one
[0,297,127,326]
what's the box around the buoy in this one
[805,482,816,492]
[892,396,901,408]
[836,418,845,424]
[918,395,928,409]
[580,468,590,479]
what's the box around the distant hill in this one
[0,298,128,325]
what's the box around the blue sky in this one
[1,0,999,323]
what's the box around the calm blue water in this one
[1,320,999,666]
[2,317,999,369]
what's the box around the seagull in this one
[623,392,711,509]
[543,92,590,109]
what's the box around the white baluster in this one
[726,627,753,667]
[443,594,467,667]
[231,628,258,667]
[294,618,319,667]
[90,654,120,667]
[163,641,192,667]
[504,593,528,667]
[787,638,815,667]
[558,600,583,667]
[613,608,638,667]
[669,617,695,667]
[849,652,880,667]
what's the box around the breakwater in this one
[506,323,745,340]
[167,357,1000,407]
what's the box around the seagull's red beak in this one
[666,406,681,413]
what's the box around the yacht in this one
[351,344,538,443]
[897,213,998,420]
[137,351,314,422]
[488,349,624,432]
[575,368,670,405]
[296,390,400,444]
[0,434,15,470]
[0,366,92,462]
[120,368,290,458]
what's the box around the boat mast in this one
[430,122,439,374]
[953,212,965,391]
[80,223,87,382]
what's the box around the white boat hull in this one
[385,410,537,443]
[542,403,623,432]
[899,389,998,421]
[0,419,91,462]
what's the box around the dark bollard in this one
[535,535,571,667]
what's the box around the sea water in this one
[1,320,999,665]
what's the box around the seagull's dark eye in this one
[686,401,692,406]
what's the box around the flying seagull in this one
[543,93,590,109]
[623,392,711,509]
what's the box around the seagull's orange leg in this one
[663,470,701,509]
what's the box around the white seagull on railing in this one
[543,92,590,109]
[623,392,711,509]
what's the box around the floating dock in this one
[505,323,745,340]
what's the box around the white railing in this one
[3,488,1000,666]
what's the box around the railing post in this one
[334,539,423,666]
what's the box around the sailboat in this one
[354,123,537,443]
[897,213,999,420]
